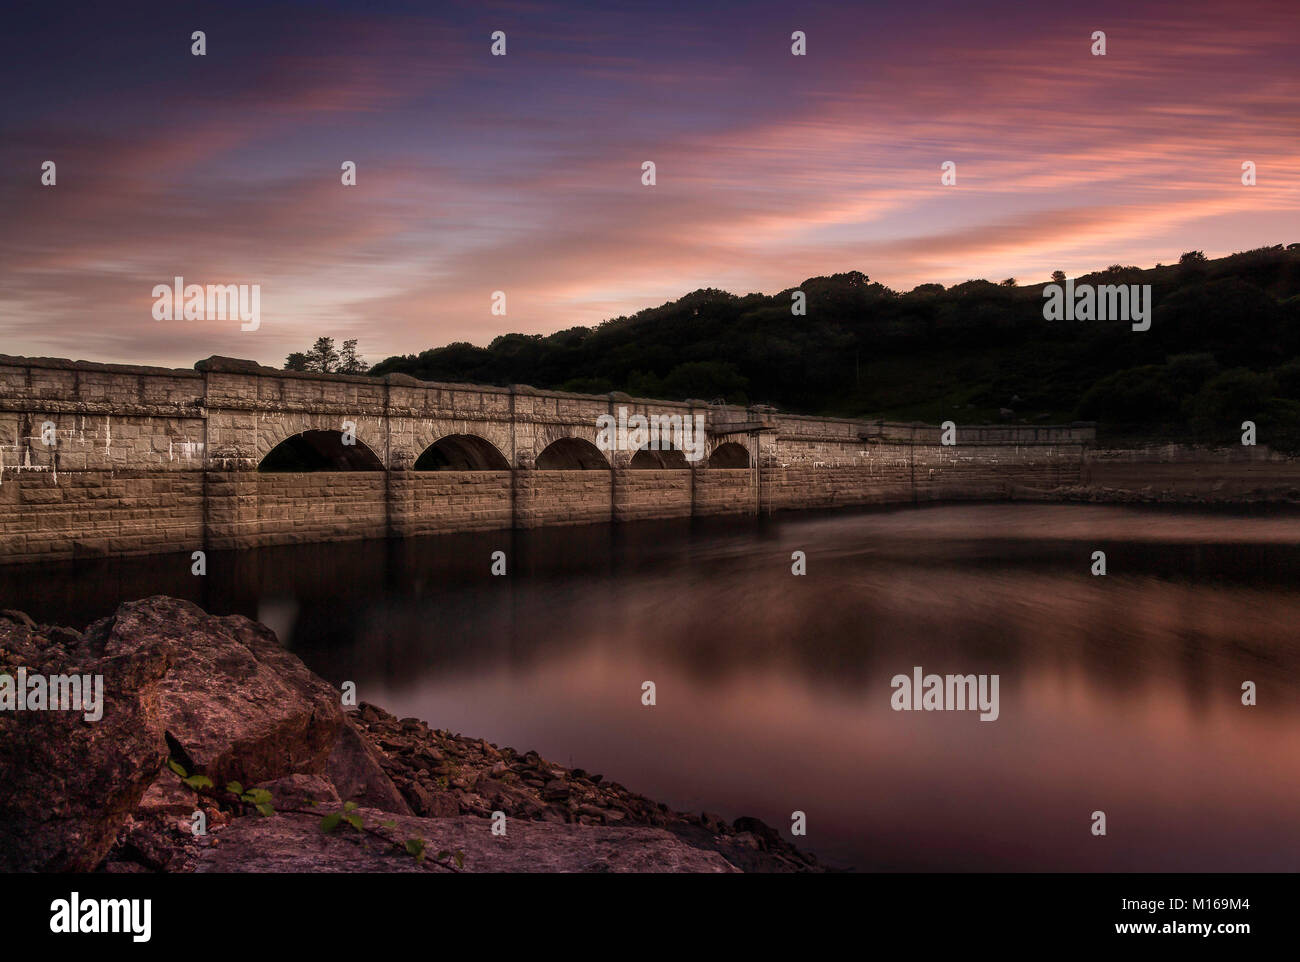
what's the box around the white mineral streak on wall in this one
[0,438,55,486]
[170,440,204,461]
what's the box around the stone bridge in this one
[0,355,1094,564]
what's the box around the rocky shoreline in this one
[349,702,819,871]
[0,597,820,873]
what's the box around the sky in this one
[1,0,1297,369]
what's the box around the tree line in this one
[284,337,367,374]
[332,245,1300,450]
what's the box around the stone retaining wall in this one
[0,354,1105,564]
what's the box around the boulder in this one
[3,598,420,871]
[0,611,171,871]
[85,596,344,788]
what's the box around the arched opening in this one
[707,442,751,468]
[535,437,609,470]
[258,430,385,472]
[629,446,689,469]
[415,434,509,471]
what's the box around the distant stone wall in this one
[694,469,755,516]
[394,472,513,537]
[252,473,388,547]
[1080,444,1300,500]
[0,354,1103,564]
[516,471,612,528]
[615,469,694,523]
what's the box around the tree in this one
[1179,250,1208,265]
[338,339,367,374]
[1000,277,1017,287]
[307,337,340,373]
[284,338,369,374]
[1051,270,1066,284]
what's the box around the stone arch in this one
[707,441,751,468]
[254,413,383,465]
[405,419,513,471]
[535,436,610,470]
[258,430,384,472]
[415,434,509,470]
[629,445,689,469]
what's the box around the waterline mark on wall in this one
[152,277,261,331]
[0,668,104,721]
[890,666,999,721]
[596,406,706,462]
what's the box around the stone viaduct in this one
[0,355,1094,564]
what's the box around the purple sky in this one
[1,0,1297,368]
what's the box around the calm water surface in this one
[4,503,1299,871]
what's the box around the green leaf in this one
[226,781,244,796]
[182,775,213,790]
[342,813,363,832]
[436,850,449,860]
[380,820,396,829]
[343,801,359,812]
[405,838,426,860]
[321,813,342,834]
[454,850,464,869]
[255,802,275,817]
[167,759,188,778]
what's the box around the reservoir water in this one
[4,502,1298,871]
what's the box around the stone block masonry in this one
[0,354,1098,565]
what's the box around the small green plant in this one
[317,799,463,870]
[167,758,463,872]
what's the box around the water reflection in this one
[3,503,1298,870]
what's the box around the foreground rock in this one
[2,597,819,873]
[196,809,738,873]
[0,611,170,871]
[2,597,403,872]
[86,596,344,788]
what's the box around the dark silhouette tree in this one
[307,337,340,373]
[283,338,366,373]
[339,338,367,374]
